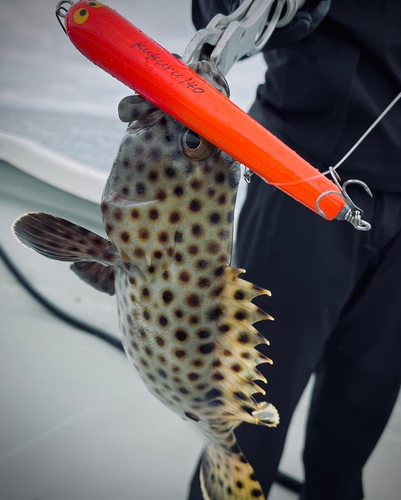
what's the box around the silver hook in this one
[243,167,254,183]
[315,167,372,231]
[55,0,74,35]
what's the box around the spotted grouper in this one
[13,61,279,500]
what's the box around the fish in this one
[12,60,279,500]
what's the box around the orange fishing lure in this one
[62,0,346,220]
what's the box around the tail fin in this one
[200,440,264,500]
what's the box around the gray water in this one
[0,105,126,171]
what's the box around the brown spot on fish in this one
[133,247,144,258]
[164,166,176,178]
[215,172,225,183]
[197,277,211,288]
[138,228,150,241]
[186,293,201,308]
[174,186,184,197]
[130,208,140,220]
[156,189,167,201]
[191,224,203,237]
[174,252,183,263]
[211,286,224,297]
[158,231,169,243]
[169,211,182,224]
[234,290,245,300]
[147,170,158,182]
[159,316,168,327]
[235,311,248,321]
[196,259,208,270]
[148,208,159,221]
[156,336,165,347]
[120,231,130,243]
[189,199,202,212]
[238,333,250,344]
[209,212,221,224]
[178,271,190,283]
[175,330,188,342]
[197,330,210,339]
[175,349,186,358]
[162,290,174,304]
[207,242,220,255]
[190,179,202,191]
[188,245,199,255]
[199,343,215,355]
[113,209,123,221]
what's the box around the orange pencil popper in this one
[55,0,370,230]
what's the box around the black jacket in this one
[192,0,401,192]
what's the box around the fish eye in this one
[182,129,215,160]
[185,130,201,149]
[74,8,89,24]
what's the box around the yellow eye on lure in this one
[73,7,89,24]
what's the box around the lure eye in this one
[182,130,215,160]
[87,1,104,7]
[73,8,89,24]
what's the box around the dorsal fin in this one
[211,266,278,425]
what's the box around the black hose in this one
[0,243,124,353]
[0,242,303,494]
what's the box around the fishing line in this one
[257,89,401,187]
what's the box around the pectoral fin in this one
[13,213,116,294]
[71,261,115,295]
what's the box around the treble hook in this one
[55,0,74,35]
[243,167,254,183]
[316,167,372,231]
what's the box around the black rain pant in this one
[187,174,401,500]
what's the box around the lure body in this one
[63,1,346,220]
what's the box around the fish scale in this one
[13,61,279,500]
